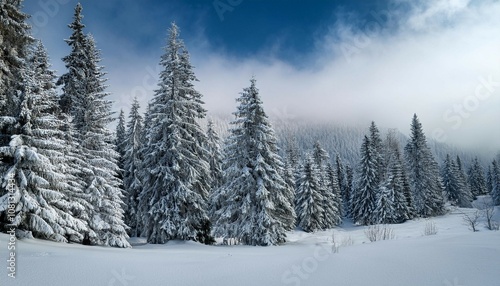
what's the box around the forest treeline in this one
[0,2,499,247]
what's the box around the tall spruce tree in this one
[441,154,472,208]
[351,136,377,225]
[379,130,413,223]
[0,0,33,146]
[491,160,500,205]
[326,163,342,225]
[57,3,86,117]
[486,165,494,195]
[404,114,445,217]
[345,164,354,216]
[137,23,212,244]
[455,156,472,203]
[212,78,294,245]
[467,157,487,197]
[335,154,349,217]
[295,156,324,232]
[123,98,143,237]
[369,121,384,183]
[0,42,87,241]
[57,4,129,247]
[312,141,338,229]
[374,183,396,224]
[115,109,126,175]
[206,119,223,191]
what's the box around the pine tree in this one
[206,119,223,191]
[491,160,500,205]
[78,35,130,247]
[404,114,445,217]
[369,121,384,183]
[345,164,354,217]
[57,3,86,117]
[212,78,294,245]
[0,42,87,241]
[351,136,377,225]
[486,165,494,195]
[312,141,338,229]
[374,183,396,224]
[137,23,212,244]
[206,119,225,228]
[115,109,126,173]
[441,154,472,208]
[57,4,130,247]
[335,154,349,217]
[123,98,143,237]
[285,137,300,171]
[283,159,296,204]
[455,156,472,203]
[0,0,33,143]
[381,130,412,223]
[325,163,342,226]
[295,156,324,232]
[467,157,487,197]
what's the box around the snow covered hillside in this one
[2,203,498,286]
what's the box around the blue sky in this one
[22,0,500,155]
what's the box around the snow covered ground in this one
[1,203,499,286]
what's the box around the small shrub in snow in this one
[423,220,438,236]
[476,200,497,231]
[364,225,395,242]
[340,235,354,247]
[331,232,354,253]
[461,210,481,232]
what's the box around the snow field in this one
[1,205,499,286]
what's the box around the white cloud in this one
[183,0,500,155]
[36,0,499,156]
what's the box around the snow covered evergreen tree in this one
[312,141,338,229]
[325,163,342,225]
[467,157,487,197]
[351,136,377,225]
[206,119,223,191]
[122,97,143,237]
[0,0,33,144]
[455,156,472,202]
[295,156,324,232]
[380,130,413,223]
[336,154,350,218]
[486,165,494,195]
[0,42,87,241]
[374,183,396,224]
[283,137,300,197]
[57,4,129,247]
[115,109,126,175]
[441,154,472,208]
[57,3,86,117]
[78,35,129,247]
[345,164,354,217]
[137,23,212,244]
[285,137,300,171]
[369,121,384,183]
[491,160,500,205]
[404,114,445,217]
[212,78,294,245]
